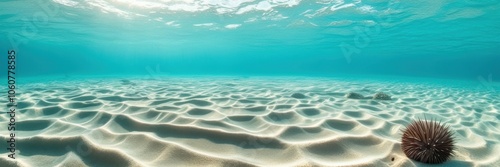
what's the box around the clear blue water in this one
[2,1,500,166]
[1,0,499,80]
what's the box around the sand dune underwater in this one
[0,76,499,167]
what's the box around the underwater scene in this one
[1,0,499,166]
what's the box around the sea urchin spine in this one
[401,119,455,164]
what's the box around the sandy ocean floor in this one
[1,76,499,167]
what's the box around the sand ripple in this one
[0,77,499,166]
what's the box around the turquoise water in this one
[1,0,499,79]
[1,1,500,166]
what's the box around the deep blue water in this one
[1,0,499,80]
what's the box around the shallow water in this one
[1,0,499,167]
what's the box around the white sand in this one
[1,76,499,167]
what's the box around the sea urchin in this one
[401,119,455,164]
